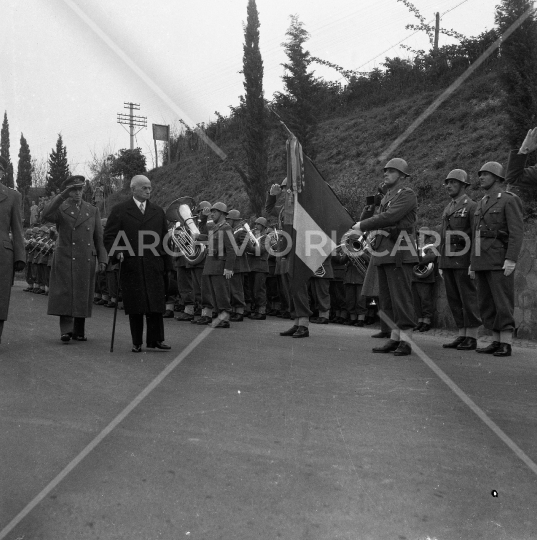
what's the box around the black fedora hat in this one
[61,175,86,190]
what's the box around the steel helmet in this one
[255,217,268,227]
[210,202,228,214]
[383,158,410,177]
[39,226,49,233]
[445,169,469,185]
[227,209,241,221]
[478,161,505,181]
[197,200,211,211]
[32,227,40,234]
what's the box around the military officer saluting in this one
[439,169,482,350]
[470,162,524,357]
[505,127,537,188]
[353,158,418,356]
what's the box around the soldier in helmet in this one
[246,216,270,320]
[469,162,524,357]
[352,157,418,356]
[438,169,481,350]
[202,202,236,328]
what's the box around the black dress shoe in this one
[493,343,512,357]
[250,313,266,320]
[394,341,412,356]
[72,335,87,341]
[147,341,171,350]
[132,345,142,353]
[280,325,298,336]
[476,341,501,354]
[163,310,175,318]
[457,337,477,350]
[229,313,244,322]
[419,323,431,332]
[372,339,400,353]
[413,322,424,331]
[371,331,390,339]
[175,312,194,321]
[292,326,309,338]
[60,332,72,342]
[210,320,230,328]
[195,316,212,325]
[354,320,364,327]
[443,336,466,349]
[310,317,329,324]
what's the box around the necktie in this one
[140,202,145,214]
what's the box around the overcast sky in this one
[1,0,495,177]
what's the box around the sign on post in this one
[152,124,170,168]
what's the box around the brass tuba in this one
[338,230,371,279]
[165,196,206,265]
[412,243,435,279]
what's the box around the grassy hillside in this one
[108,71,510,230]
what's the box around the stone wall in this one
[433,232,537,339]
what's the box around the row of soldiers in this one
[22,226,57,294]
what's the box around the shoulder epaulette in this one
[504,190,515,196]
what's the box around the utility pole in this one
[434,12,440,51]
[117,102,147,150]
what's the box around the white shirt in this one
[133,197,146,214]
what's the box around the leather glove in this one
[14,261,26,272]
[503,259,516,276]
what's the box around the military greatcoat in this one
[0,184,25,320]
[43,195,107,318]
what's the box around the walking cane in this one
[110,258,122,352]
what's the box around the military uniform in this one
[506,149,537,188]
[246,226,270,318]
[471,183,523,346]
[359,185,418,349]
[310,256,333,323]
[439,193,481,341]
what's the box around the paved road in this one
[1,284,536,540]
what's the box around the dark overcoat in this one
[43,195,107,317]
[439,194,476,270]
[506,149,537,188]
[0,184,25,320]
[104,198,170,315]
[470,185,524,271]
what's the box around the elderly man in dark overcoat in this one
[104,174,171,352]
[43,176,107,342]
[0,156,26,344]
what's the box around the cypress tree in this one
[17,133,33,200]
[46,134,70,195]
[280,15,318,159]
[242,0,268,215]
[0,112,14,188]
[495,0,537,147]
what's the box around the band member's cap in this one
[61,175,85,190]
[0,156,7,172]
[227,209,241,220]
[445,169,470,185]
[478,162,505,181]
[383,158,410,177]
[210,202,228,214]
[255,217,268,227]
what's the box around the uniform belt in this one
[479,230,507,239]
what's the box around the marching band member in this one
[246,217,270,320]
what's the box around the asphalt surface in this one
[1,283,536,540]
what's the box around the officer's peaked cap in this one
[61,175,85,191]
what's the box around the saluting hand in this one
[503,259,516,277]
[269,184,282,196]
[223,269,233,280]
[519,127,537,154]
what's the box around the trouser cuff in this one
[298,317,309,327]
[500,330,513,345]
